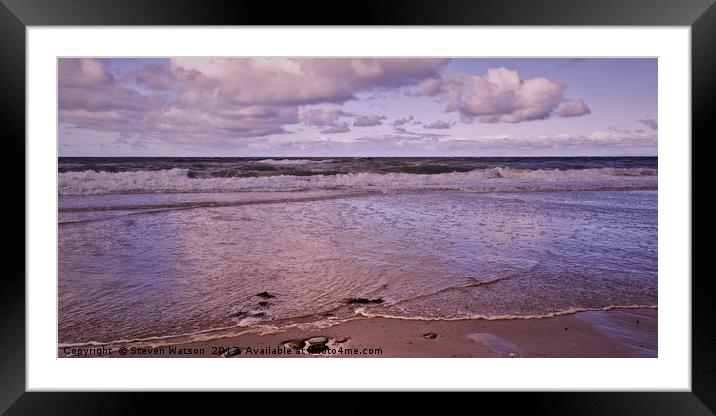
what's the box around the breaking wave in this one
[58,167,657,195]
[255,158,332,166]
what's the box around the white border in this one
[27,27,691,391]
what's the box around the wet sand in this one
[59,308,656,358]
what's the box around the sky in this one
[58,58,657,157]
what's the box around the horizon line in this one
[57,154,659,158]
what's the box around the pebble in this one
[307,344,329,354]
[307,336,329,345]
[423,332,438,339]
[284,339,305,350]
[223,347,241,357]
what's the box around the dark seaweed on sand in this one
[256,291,276,299]
[345,297,384,304]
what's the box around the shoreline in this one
[59,307,657,358]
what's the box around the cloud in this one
[58,58,451,147]
[421,67,589,124]
[58,58,652,157]
[353,115,386,127]
[556,99,591,118]
[637,118,658,130]
[392,116,414,127]
[157,105,299,139]
[320,122,351,134]
[123,63,175,91]
[170,58,450,106]
[217,128,656,157]
[299,106,352,127]
[420,77,443,96]
[58,60,158,141]
[58,59,150,114]
[424,120,453,130]
[435,128,657,155]
[59,59,113,87]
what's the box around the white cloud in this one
[422,67,590,124]
[170,58,450,106]
[59,58,450,144]
[557,99,591,118]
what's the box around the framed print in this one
[2,0,713,413]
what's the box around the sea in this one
[58,157,658,347]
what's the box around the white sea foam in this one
[354,304,658,322]
[58,167,657,195]
[256,158,329,165]
[58,304,657,350]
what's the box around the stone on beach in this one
[283,339,306,350]
[307,343,329,354]
[223,347,241,357]
[307,336,329,345]
[423,332,438,339]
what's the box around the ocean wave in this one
[58,167,657,195]
[256,158,331,165]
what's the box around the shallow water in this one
[59,187,657,346]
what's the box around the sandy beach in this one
[59,307,656,358]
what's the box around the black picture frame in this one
[1,0,712,413]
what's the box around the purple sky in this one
[58,58,657,157]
